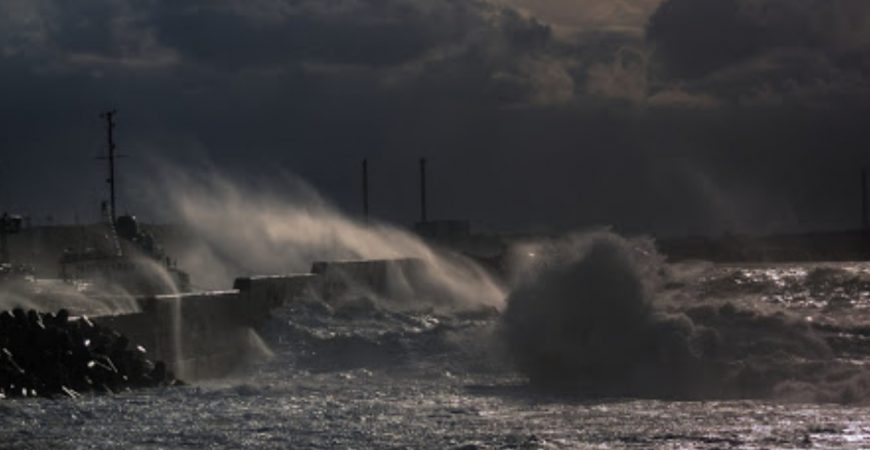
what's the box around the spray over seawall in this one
[140,168,506,312]
[0,250,185,317]
[0,280,141,317]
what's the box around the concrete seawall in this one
[95,290,247,380]
[92,259,425,380]
[94,275,314,380]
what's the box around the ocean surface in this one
[6,250,870,448]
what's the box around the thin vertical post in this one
[863,168,868,231]
[100,109,118,224]
[0,213,20,264]
[0,214,8,264]
[419,157,427,223]
[362,159,369,220]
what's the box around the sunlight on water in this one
[8,228,870,448]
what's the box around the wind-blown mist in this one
[0,280,142,317]
[142,168,505,311]
[132,167,870,403]
[0,251,189,316]
[502,232,870,403]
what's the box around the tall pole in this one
[0,214,8,264]
[419,157,427,223]
[362,158,369,220]
[863,168,868,231]
[0,213,20,264]
[0,230,6,264]
[100,109,118,224]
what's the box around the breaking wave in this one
[249,294,503,382]
[501,232,870,403]
[124,166,870,404]
[230,230,870,405]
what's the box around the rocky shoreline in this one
[1,308,180,399]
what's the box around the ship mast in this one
[99,109,118,224]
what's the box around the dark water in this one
[5,256,870,449]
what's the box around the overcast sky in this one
[1,0,869,236]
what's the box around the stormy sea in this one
[5,230,870,449]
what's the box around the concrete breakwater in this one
[92,259,425,380]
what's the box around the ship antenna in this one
[98,109,121,224]
[97,109,125,256]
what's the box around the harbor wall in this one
[94,290,251,380]
[93,273,323,380]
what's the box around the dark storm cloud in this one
[1,0,869,235]
[151,1,474,69]
[648,0,870,71]
[0,0,571,218]
[646,0,870,105]
[647,0,763,78]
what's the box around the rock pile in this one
[1,308,180,399]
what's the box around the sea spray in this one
[502,232,708,394]
[138,167,506,312]
[0,277,142,316]
[501,231,870,401]
[0,239,193,317]
[129,167,870,401]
